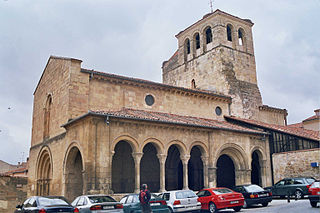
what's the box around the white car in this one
[159,190,201,212]
[71,194,124,213]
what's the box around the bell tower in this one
[162,9,263,119]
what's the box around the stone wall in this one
[0,176,27,213]
[272,148,320,183]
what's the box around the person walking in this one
[139,183,152,213]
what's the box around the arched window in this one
[205,27,212,44]
[227,24,233,42]
[185,39,191,54]
[191,79,196,89]
[238,28,245,46]
[43,95,52,140]
[194,33,200,49]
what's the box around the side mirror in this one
[16,204,22,209]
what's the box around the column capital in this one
[132,152,143,163]
[201,156,209,165]
[181,154,190,164]
[157,154,167,163]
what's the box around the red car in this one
[197,187,244,213]
[308,180,320,208]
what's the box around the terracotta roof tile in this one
[91,108,265,135]
[226,116,320,141]
[303,114,320,122]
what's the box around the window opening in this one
[227,25,233,41]
[206,27,212,44]
[238,28,244,45]
[195,33,200,49]
[191,79,196,89]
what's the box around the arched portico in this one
[188,146,204,191]
[250,147,267,186]
[36,146,52,196]
[112,140,135,193]
[64,145,84,201]
[215,144,250,187]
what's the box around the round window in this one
[145,95,155,106]
[215,106,222,116]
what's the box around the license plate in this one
[230,201,239,204]
[150,203,160,206]
[259,194,268,197]
[103,206,114,209]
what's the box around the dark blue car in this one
[15,196,77,213]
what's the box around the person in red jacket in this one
[139,184,152,213]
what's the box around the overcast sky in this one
[0,0,319,165]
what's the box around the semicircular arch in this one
[188,141,208,157]
[214,143,249,170]
[111,135,139,154]
[165,140,187,156]
[36,145,53,180]
[141,138,165,154]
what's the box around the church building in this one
[27,10,319,201]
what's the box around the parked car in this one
[265,177,315,199]
[120,193,169,213]
[197,187,244,213]
[158,190,201,212]
[308,180,320,208]
[233,184,272,208]
[71,194,123,212]
[15,196,77,213]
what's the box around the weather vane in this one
[209,0,214,13]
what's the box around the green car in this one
[120,194,170,213]
[265,177,315,199]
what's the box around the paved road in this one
[217,199,319,213]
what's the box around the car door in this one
[273,180,286,196]
[197,190,212,210]
[284,179,295,195]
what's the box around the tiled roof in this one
[226,116,320,141]
[303,114,320,122]
[90,108,265,135]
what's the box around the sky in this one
[0,0,319,165]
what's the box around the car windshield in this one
[244,185,264,192]
[175,190,197,199]
[88,196,116,203]
[212,188,232,194]
[306,178,316,184]
[38,197,69,206]
[311,182,320,188]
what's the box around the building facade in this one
[28,10,309,202]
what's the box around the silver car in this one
[71,194,124,213]
[159,190,201,212]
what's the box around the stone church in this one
[27,10,294,201]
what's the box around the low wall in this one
[272,148,320,183]
[0,176,27,213]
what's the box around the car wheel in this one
[262,202,268,207]
[294,190,303,199]
[310,201,317,208]
[233,206,242,212]
[208,202,217,213]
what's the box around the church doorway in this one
[188,146,204,191]
[37,149,52,196]
[65,147,83,201]
[112,140,135,193]
[216,154,235,188]
[165,145,183,190]
[251,151,261,186]
[140,143,160,192]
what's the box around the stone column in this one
[107,151,115,194]
[181,155,190,190]
[208,167,217,188]
[201,156,209,188]
[261,159,267,187]
[132,152,143,193]
[157,154,167,192]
